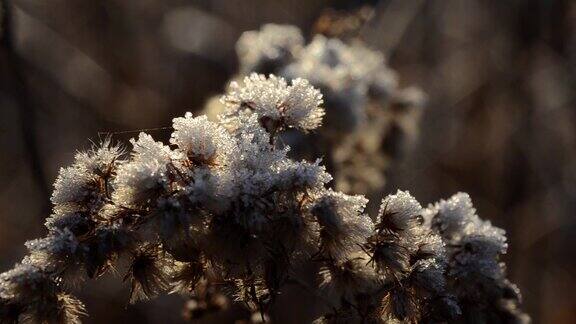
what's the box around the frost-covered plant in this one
[0,74,527,323]
[236,24,304,76]
[0,74,328,323]
[423,193,530,323]
[204,24,425,196]
[221,73,325,134]
[312,191,528,324]
[312,190,454,323]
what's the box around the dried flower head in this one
[425,193,528,323]
[124,245,173,303]
[222,73,324,133]
[236,24,304,74]
[312,190,372,260]
[171,113,237,166]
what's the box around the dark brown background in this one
[1,0,574,323]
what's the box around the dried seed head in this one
[171,113,237,166]
[312,190,372,260]
[124,245,172,304]
[381,286,418,322]
[365,234,411,278]
[376,190,422,234]
[112,133,175,208]
[319,250,380,298]
[236,24,304,74]
[222,74,324,132]
[51,141,123,212]
[171,260,205,294]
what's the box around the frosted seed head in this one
[381,285,418,322]
[0,263,51,300]
[17,291,87,324]
[24,229,82,273]
[113,160,169,207]
[365,234,411,277]
[414,234,446,264]
[429,192,478,241]
[411,259,446,294]
[428,192,519,316]
[283,35,384,89]
[51,141,123,212]
[74,140,124,176]
[50,293,87,324]
[282,35,348,90]
[45,210,92,236]
[222,73,324,132]
[281,78,325,131]
[471,220,508,254]
[430,192,508,252]
[227,111,288,171]
[125,245,172,304]
[449,232,508,282]
[130,133,174,164]
[276,159,332,190]
[51,166,96,207]
[25,229,79,257]
[377,190,423,234]
[171,260,204,293]
[319,250,381,298]
[112,133,175,207]
[425,295,462,322]
[171,113,237,166]
[236,24,304,74]
[83,223,134,278]
[312,190,372,259]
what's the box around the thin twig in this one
[98,126,172,137]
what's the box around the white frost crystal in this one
[222,73,324,131]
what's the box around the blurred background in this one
[0,0,574,323]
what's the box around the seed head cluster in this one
[0,73,527,323]
[204,24,426,195]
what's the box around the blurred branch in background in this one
[361,0,425,56]
[0,0,50,211]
